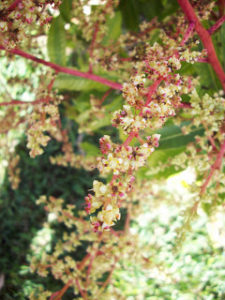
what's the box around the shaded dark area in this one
[0,131,98,299]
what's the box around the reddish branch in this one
[181,22,195,46]
[50,279,73,300]
[146,78,162,106]
[208,15,225,35]
[0,46,122,91]
[0,99,48,107]
[123,78,163,147]
[96,257,119,297]
[200,140,225,195]
[218,0,225,17]
[179,102,192,108]
[177,0,225,91]
[123,131,138,147]
[75,278,88,300]
[89,23,99,73]
[99,88,112,105]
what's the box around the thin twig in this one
[0,99,48,107]
[208,15,225,35]
[0,46,122,91]
[200,140,225,195]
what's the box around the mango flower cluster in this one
[85,19,206,232]
[112,44,197,135]
[27,102,60,158]
[85,134,160,231]
[0,0,60,49]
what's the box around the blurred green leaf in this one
[105,95,123,112]
[54,74,109,91]
[60,0,72,22]
[119,0,139,31]
[102,11,122,45]
[156,122,204,149]
[148,147,185,167]
[80,142,100,157]
[47,16,66,66]
[194,62,220,92]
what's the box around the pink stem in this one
[200,140,225,195]
[50,279,73,300]
[0,99,48,106]
[146,78,162,106]
[179,102,192,108]
[0,46,122,91]
[208,15,225,35]
[99,88,112,104]
[181,22,195,46]
[123,78,163,148]
[178,0,225,91]
[123,131,137,147]
[75,278,88,300]
[88,23,99,73]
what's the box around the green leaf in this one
[47,16,66,66]
[138,0,163,21]
[148,147,185,167]
[194,62,220,92]
[137,147,184,180]
[102,11,122,45]
[54,74,109,91]
[88,116,111,131]
[59,0,72,22]
[80,142,100,157]
[156,122,204,149]
[119,0,139,31]
[104,95,123,112]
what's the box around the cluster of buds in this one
[27,101,60,158]
[112,44,199,136]
[85,176,134,231]
[0,0,61,48]
[72,0,119,42]
[86,134,160,231]
[98,135,158,176]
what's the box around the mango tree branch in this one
[177,0,225,91]
[0,46,123,91]
[0,99,49,106]
[50,279,73,300]
[200,139,225,195]
[208,15,225,35]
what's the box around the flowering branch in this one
[123,78,163,147]
[177,0,225,91]
[0,46,122,91]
